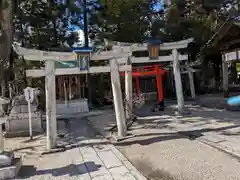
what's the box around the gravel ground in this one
[117,138,240,180]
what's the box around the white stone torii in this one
[21,38,195,104]
[13,38,194,149]
[14,45,131,150]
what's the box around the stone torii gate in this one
[118,38,195,111]
[13,38,194,150]
[13,44,132,150]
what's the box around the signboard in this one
[225,51,239,62]
[73,47,92,71]
[24,87,34,103]
[23,87,34,139]
[77,54,90,71]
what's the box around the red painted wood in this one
[135,76,141,97]
[156,67,164,103]
[120,65,167,101]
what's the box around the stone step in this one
[0,157,22,180]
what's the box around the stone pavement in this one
[7,119,147,180]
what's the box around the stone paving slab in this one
[74,163,91,180]
[81,151,110,178]
[122,160,148,180]
[80,144,147,180]
[97,150,123,169]
[77,120,148,180]
[94,144,110,152]
[109,166,137,180]
[108,145,129,162]
[92,174,113,180]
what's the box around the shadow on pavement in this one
[17,161,101,178]
[116,124,240,146]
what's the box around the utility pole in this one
[83,0,91,105]
[83,0,89,47]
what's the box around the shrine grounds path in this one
[88,103,240,180]
[5,119,147,180]
[5,101,240,180]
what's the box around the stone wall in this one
[5,112,42,137]
[56,99,89,115]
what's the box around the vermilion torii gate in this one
[121,65,167,107]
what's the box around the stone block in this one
[5,113,42,137]
[75,163,89,175]
[108,145,128,162]
[80,146,97,156]
[82,154,109,178]
[92,174,113,180]
[56,99,89,116]
[97,150,123,169]
[93,144,110,152]
[0,157,22,180]
[10,105,37,114]
[109,165,136,180]
[76,173,92,180]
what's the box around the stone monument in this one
[5,88,43,137]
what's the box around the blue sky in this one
[152,0,164,11]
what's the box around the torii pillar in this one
[172,49,184,113]
[222,54,229,97]
[45,60,57,150]
[110,59,127,137]
[125,57,132,119]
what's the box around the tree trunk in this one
[0,0,13,96]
